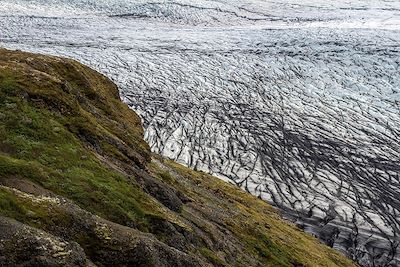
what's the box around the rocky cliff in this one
[0,49,356,267]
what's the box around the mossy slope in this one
[0,49,356,267]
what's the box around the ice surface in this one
[1,0,399,266]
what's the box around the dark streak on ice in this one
[1,0,400,266]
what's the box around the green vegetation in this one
[0,189,28,222]
[199,247,227,267]
[0,49,357,267]
[0,187,68,229]
[0,51,169,231]
[160,159,356,267]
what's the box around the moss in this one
[246,233,292,267]
[158,170,175,184]
[0,51,172,233]
[199,248,227,267]
[0,49,357,267]
[162,159,356,267]
[0,187,71,229]
[0,190,28,221]
[0,76,18,98]
[0,186,113,262]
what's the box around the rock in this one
[0,216,91,267]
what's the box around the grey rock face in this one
[0,216,91,267]
[1,0,399,266]
[0,186,205,267]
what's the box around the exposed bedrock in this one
[1,0,399,266]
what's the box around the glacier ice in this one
[1,0,399,266]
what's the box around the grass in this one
[0,53,171,232]
[0,49,357,267]
[0,186,75,230]
[0,189,28,222]
[199,247,227,267]
[160,159,357,267]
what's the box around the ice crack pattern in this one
[1,0,399,266]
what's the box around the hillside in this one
[0,48,356,267]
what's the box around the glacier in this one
[0,0,399,266]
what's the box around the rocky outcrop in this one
[0,48,356,267]
[0,216,92,267]
[0,185,204,267]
